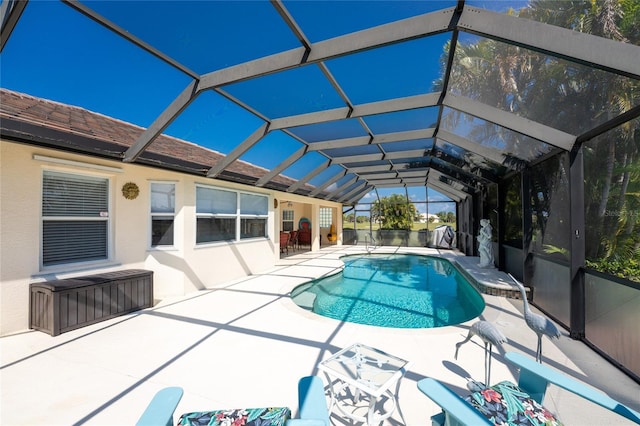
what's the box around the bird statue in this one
[454,320,507,387]
[508,273,561,363]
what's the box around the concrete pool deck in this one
[1,246,638,425]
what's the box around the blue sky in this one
[1,1,528,212]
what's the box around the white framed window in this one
[282,209,294,231]
[150,182,175,247]
[42,170,109,267]
[319,207,332,228]
[240,192,268,239]
[196,185,268,244]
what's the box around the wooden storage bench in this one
[30,269,153,336]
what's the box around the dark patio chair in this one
[288,230,299,251]
[297,229,311,249]
[280,232,290,254]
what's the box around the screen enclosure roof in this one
[1,0,639,204]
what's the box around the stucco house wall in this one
[0,140,341,336]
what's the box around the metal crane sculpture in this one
[454,320,507,387]
[509,273,561,363]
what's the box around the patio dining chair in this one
[280,232,290,254]
[297,229,311,249]
[417,351,640,426]
[288,230,299,251]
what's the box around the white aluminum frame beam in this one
[124,81,200,162]
[349,165,393,174]
[375,128,435,143]
[391,162,421,170]
[270,93,440,131]
[437,129,507,165]
[384,149,427,160]
[306,128,435,152]
[396,170,429,178]
[429,168,475,192]
[402,177,428,185]
[365,178,403,185]
[358,172,398,180]
[271,0,311,51]
[307,136,371,152]
[286,159,330,193]
[308,169,347,197]
[372,183,407,189]
[337,181,368,203]
[207,122,270,178]
[332,153,384,164]
[431,170,470,193]
[443,93,576,151]
[1,0,28,52]
[198,8,454,90]
[344,185,373,205]
[428,178,466,201]
[332,148,429,165]
[324,176,358,200]
[255,146,307,187]
[270,107,351,131]
[353,93,440,118]
[458,5,640,80]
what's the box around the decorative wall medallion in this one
[121,182,140,200]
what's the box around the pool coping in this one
[447,255,530,300]
[285,250,529,312]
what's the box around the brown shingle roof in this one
[0,88,315,192]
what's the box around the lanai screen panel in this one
[449,34,640,137]
[323,35,450,105]
[77,0,301,74]
[165,90,266,154]
[222,65,347,119]
[283,0,457,42]
[288,119,367,143]
[362,108,440,134]
[440,107,554,164]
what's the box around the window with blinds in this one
[240,193,268,239]
[196,186,237,243]
[42,171,109,266]
[196,185,268,243]
[151,182,175,247]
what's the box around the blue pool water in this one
[290,254,485,328]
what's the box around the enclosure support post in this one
[569,146,586,339]
[521,169,533,289]
[497,181,506,271]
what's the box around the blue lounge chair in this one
[286,375,330,426]
[136,387,184,426]
[418,351,640,426]
[136,376,329,426]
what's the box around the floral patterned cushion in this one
[464,381,563,426]
[178,407,291,426]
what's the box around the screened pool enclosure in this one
[1,0,638,380]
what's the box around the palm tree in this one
[437,0,639,280]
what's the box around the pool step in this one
[292,292,316,310]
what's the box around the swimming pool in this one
[290,254,485,328]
